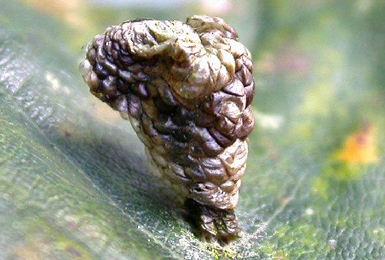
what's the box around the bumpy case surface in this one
[79,15,255,243]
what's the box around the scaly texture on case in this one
[79,15,255,243]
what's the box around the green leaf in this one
[1,0,385,259]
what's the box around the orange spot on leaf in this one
[335,124,379,164]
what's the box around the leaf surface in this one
[1,0,385,259]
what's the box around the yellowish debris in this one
[335,124,379,165]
